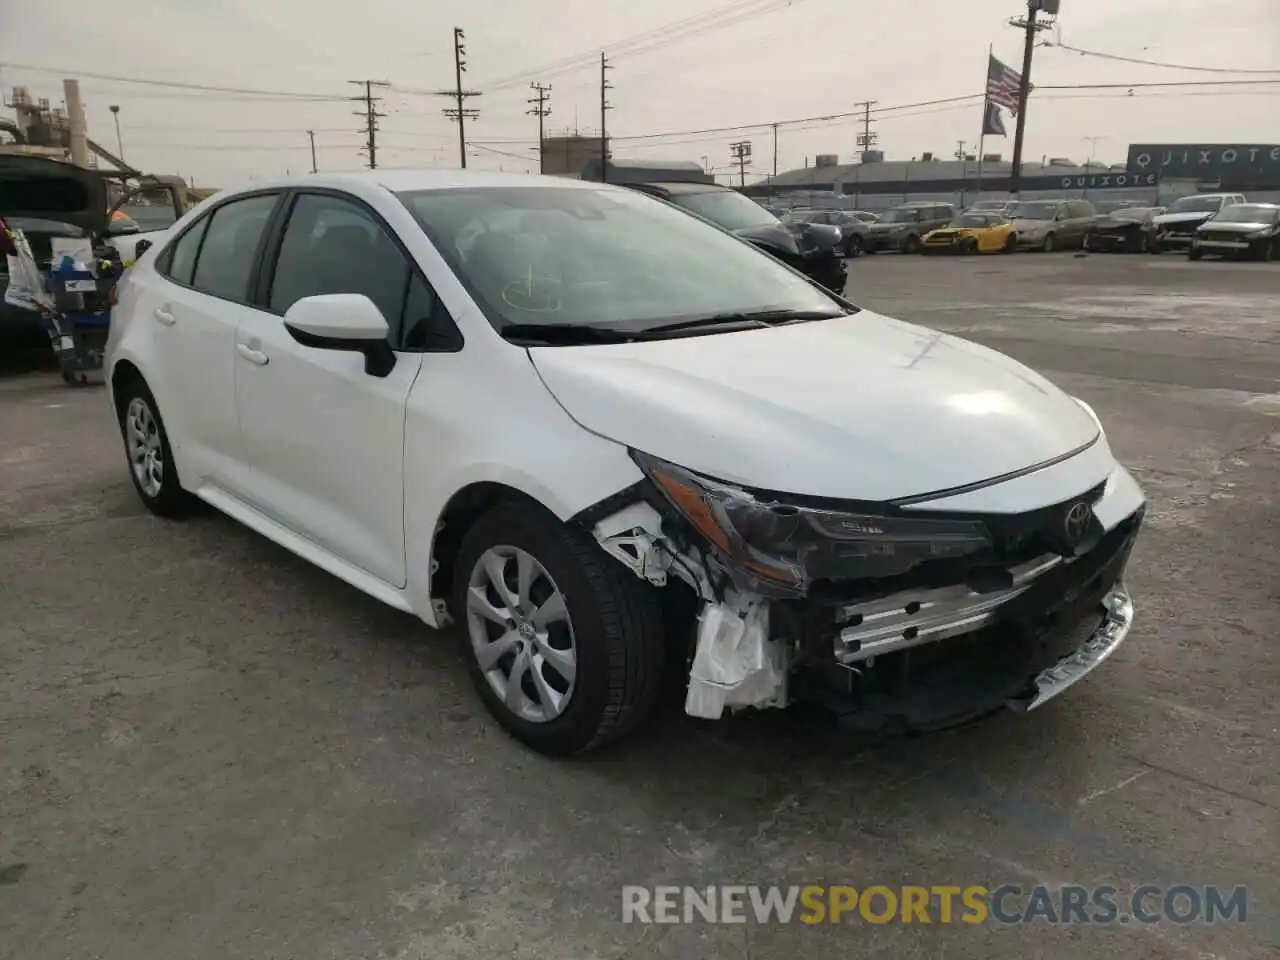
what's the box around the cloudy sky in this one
[2,0,1277,187]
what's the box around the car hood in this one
[1095,216,1145,230]
[529,312,1100,501]
[1154,211,1214,227]
[0,154,108,235]
[1197,220,1272,233]
[734,222,804,256]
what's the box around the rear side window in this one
[191,194,279,303]
[163,217,209,286]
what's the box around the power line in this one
[349,80,389,169]
[1045,42,1280,76]
[472,0,801,94]
[527,82,552,173]
[0,60,344,100]
[434,27,481,168]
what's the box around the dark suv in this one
[626,182,847,293]
[862,203,956,254]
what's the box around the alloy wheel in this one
[465,546,577,724]
[125,397,164,498]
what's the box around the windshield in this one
[398,185,845,335]
[970,201,1007,211]
[1110,207,1154,221]
[118,203,178,230]
[1212,204,1279,224]
[782,210,822,224]
[878,208,922,224]
[952,214,992,228]
[1169,196,1224,214]
[3,216,86,236]
[671,190,780,231]
[1009,201,1059,220]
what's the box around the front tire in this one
[1188,247,1204,261]
[1002,234,1017,254]
[902,234,921,254]
[452,501,666,755]
[114,375,195,517]
[1041,233,1057,253]
[844,234,862,258]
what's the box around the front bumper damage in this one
[587,459,1145,731]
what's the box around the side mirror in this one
[134,238,153,258]
[283,293,396,378]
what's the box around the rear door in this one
[231,190,429,588]
[144,192,282,492]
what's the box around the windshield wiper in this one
[498,323,641,346]
[641,309,851,335]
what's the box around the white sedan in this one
[106,170,1146,755]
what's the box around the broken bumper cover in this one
[1008,583,1132,712]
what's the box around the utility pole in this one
[730,141,752,187]
[434,27,481,169]
[527,82,552,173]
[1007,0,1056,194]
[854,100,878,160]
[109,105,124,164]
[599,53,612,182]
[307,130,317,173]
[349,79,389,169]
[771,123,778,178]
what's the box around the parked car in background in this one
[862,202,955,254]
[1091,199,1148,217]
[1149,193,1246,253]
[846,210,879,223]
[921,212,1017,255]
[965,199,1017,216]
[1083,206,1165,254]
[105,169,1146,755]
[782,208,871,257]
[1009,199,1096,252]
[1189,202,1280,261]
[628,182,847,292]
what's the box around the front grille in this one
[1202,232,1241,243]
[1164,223,1198,236]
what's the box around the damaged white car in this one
[105,170,1145,755]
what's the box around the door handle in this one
[236,343,270,366]
[154,307,176,326]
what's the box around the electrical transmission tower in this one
[434,27,481,168]
[528,82,552,173]
[854,100,878,160]
[599,54,612,182]
[349,80,389,169]
[730,140,753,186]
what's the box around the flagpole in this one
[978,44,990,199]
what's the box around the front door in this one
[232,191,426,588]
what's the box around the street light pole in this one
[109,104,124,164]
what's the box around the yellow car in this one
[921,212,1017,254]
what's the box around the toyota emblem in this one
[1063,501,1092,542]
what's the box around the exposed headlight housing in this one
[631,451,992,597]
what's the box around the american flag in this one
[987,54,1031,116]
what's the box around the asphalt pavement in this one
[1,253,1277,960]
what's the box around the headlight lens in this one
[631,451,992,596]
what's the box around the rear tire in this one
[844,235,862,258]
[902,234,921,254]
[114,374,196,518]
[452,501,666,756]
[1188,247,1204,261]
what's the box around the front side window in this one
[1009,201,1058,221]
[190,194,279,302]
[268,193,415,343]
[398,185,846,336]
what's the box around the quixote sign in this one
[1048,172,1158,190]
[1126,144,1280,187]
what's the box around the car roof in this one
[210,169,616,197]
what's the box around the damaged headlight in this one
[632,451,992,597]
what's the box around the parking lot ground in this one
[2,254,1278,960]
